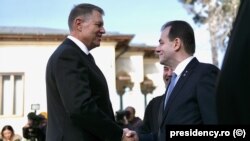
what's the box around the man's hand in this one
[122,128,139,141]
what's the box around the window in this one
[0,73,24,116]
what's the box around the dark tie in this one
[164,72,177,109]
[88,53,95,64]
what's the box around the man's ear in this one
[74,18,83,31]
[173,38,182,51]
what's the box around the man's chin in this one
[90,43,100,49]
[95,42,101,47]
[159,60,165,65]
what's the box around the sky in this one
[1,0,214,63]
[1,0,195,45]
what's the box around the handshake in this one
[122,128,139,141]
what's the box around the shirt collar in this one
[67,35,89,55]
[174,56,194,76]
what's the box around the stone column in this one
[123,52,145,118]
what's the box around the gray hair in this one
[68,3,104,31]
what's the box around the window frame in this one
[0,72,25,117]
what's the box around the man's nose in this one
[101,27,106,34]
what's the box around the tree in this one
[179,0,240,66]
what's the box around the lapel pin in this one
[183,70,188,76]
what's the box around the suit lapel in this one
[160,58,199,127]
[84,53,107,85]
[64,38,107,85]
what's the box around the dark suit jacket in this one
[216,0,250,124]
[157,57,219,141]
[46,39,122,141]
[138,95,164,134]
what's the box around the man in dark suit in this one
[155,20,219,140]
[46,3,134,141]
[137,20,219,141]
[138,66,172,134]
